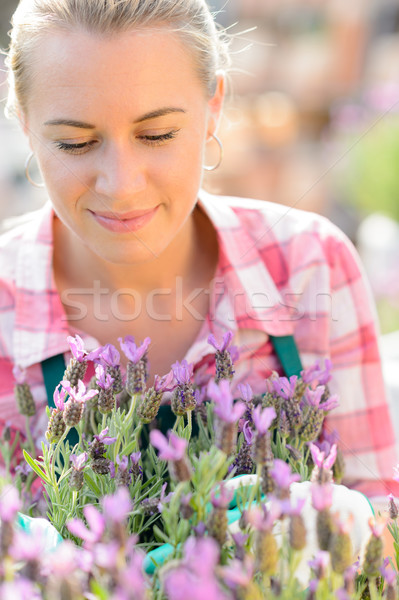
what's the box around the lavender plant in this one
[0,333,397,599]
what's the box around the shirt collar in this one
[198,189,295,338]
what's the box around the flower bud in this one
[255,530,278,576]
[126,358,147,396]
[207,507,228,546]
[63,399,84,427]
[15,383,36,417]
[299,407,324,442]
[289,514,307,551]
[91,457,110,475]
[215,349,235,383]
[63,358,87,388]
[97,387,115,414]
[107,364,123,394]
[363,534,384,578]
[330,531,353,574]
[316,509,334,551]
[69,469,84,492]
[137,388,162,423]
[45,408,66,443]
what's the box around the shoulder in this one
[200,190,354,266]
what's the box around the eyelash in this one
[55,130,179,154]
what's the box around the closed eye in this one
[137,130,180,146]
[54,140,97,155]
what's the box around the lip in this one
[89,206,159,233]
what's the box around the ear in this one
[206,73,225,136]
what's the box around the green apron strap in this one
[269,335,303,378]
[41,354,79,447]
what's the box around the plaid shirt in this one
[0,190,397,498]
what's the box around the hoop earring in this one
[25,152,45,188]
[203,133,223,172]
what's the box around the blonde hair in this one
[5,0,231,116]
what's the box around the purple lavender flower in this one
[150,430,187,461]
[154,370,176,393]
[270,459,300,490]
[95,364,114,390]
[380,556,397,585]
[130,451,141,464]
[116,456,128,472]
[236,382,253,404]
[116,550,148,600]
[93,427,117,445]
[303,386,339,412]
[207,379,246,423]
[246,501,282,533]
[301,359,332,386]
[252,405,276,434]
[388,493,399,519]
[61,379,98,404]
[272,375,298,400]
[368,516,385,538]
[219,556,254,590]
[67,334,86,362]
[207,331,237,382]
[102,487,133,524]
[157,482,173,513]
[303,386,325,408]
[9,529,47,562]
[0,580,42,600]
[119,335,151,363]
[70,452,88,471]
[308,550,330,578]
[171,359,194,385]
[208,331,233,353]
[130,451,143,479]
[98,343,120,368]
[12,364,26,384]
[243,421,254,445]
[210,483,234,509]
[43,539,80,578]
[53,387,67,411]
[67,505,105,547]
[310,442,337,471]
[311,483,333,511]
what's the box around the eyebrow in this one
[44,107,186,128]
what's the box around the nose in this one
[93,141,147,201]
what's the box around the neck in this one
[53,204,216,295]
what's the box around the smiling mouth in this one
[89,206,159,233]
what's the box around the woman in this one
[0,0,397,503]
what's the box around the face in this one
[23,26,224,264]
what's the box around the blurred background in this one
[0,1,398,364]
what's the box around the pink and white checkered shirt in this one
[0,190,397,498]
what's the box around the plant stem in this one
[24,415,36,459]
[172,416,182,432]
[186,410,192,439]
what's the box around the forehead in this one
[26,26,206,120]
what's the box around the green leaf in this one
[153,524,171,544]
[90,579,109,600]
[121,439,137,456]
[23,450,52,485]
[84,471,102,497]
